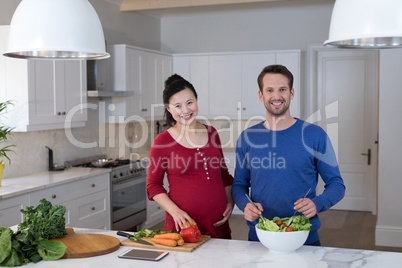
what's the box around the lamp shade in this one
[3,0,110,59]
[324,0,402,48]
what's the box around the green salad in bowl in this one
[257,215,312,232]
[256,215,312,253]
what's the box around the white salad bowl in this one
[255,225,309,253]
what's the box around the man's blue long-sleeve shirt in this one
[232,119,345,244]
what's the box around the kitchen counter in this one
[0,167,110,200]
[20,227,402,268]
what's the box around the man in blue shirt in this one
[232,65,345,245]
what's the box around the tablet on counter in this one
[118,248,169,261]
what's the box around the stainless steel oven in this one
[110,162,147,231]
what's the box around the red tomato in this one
[275,220,283,226]
[286,227,294,232]
[281,224,288,229]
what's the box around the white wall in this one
[160,0,334,54]
[376,49,402,247]
[89,0,161,50]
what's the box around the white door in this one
[312,47,378,214]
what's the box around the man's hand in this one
[244,202,264,222]
[294,198,317,218]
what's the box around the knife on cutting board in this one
[117,231,154,246]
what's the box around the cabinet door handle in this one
[57,112,61,116]
[91,184,95,188]
[91,207,96,211]
[141,108,148,112]
[52,194,56,199]
[361,149,371,165]
[62,111,66,115]
[243,108,246,110]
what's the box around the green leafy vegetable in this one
[0,199,67,267]
[0,228,12,263]
[258,218,280,232]
[257,215,312,232]
[18,199,67,239]
[36,238,67,261]
[129,228,164,241]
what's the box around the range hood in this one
[87,59,134,97]
[87,90,133,97]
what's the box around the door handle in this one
[361,149,371,165]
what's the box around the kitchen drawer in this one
[0,195,29,228]
[29,173,109,206]
[63,190,111,229]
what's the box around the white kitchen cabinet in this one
[29,173,111,229]
[241,52,275,119]
[0,195,29,228]
[209,54,243,117]
[0,26,87,132]
[107,44,173,122]
[173,50,301,119]
[173,55,210,118]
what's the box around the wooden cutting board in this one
[120,235,211,252]
[50,228,120,258]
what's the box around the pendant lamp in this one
[3,0,110,59]
[324,0,402,48]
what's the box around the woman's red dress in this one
[146,125,233,238]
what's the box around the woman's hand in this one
[153,193,195,231]
[213,201,234,227]
[170,209,196,231]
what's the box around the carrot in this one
[151,238,177,247]
[177,237,184,246]
[153,233,181,240]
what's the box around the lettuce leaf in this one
[36,238,67,261]
[257,215,312,232]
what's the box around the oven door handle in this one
[113,176,146,185]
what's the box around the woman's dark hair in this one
[257,64,294,92]
[163,74,198,127]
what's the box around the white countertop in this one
[0,168,111,200]
[20,228,402,268]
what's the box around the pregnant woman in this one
[146,74,234,239]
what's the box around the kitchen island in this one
[23,227,402,268]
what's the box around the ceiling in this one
[119,0,291,12]
[112,0,330,18]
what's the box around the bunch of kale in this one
[0,199,67,267]
[18,198,67,239]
